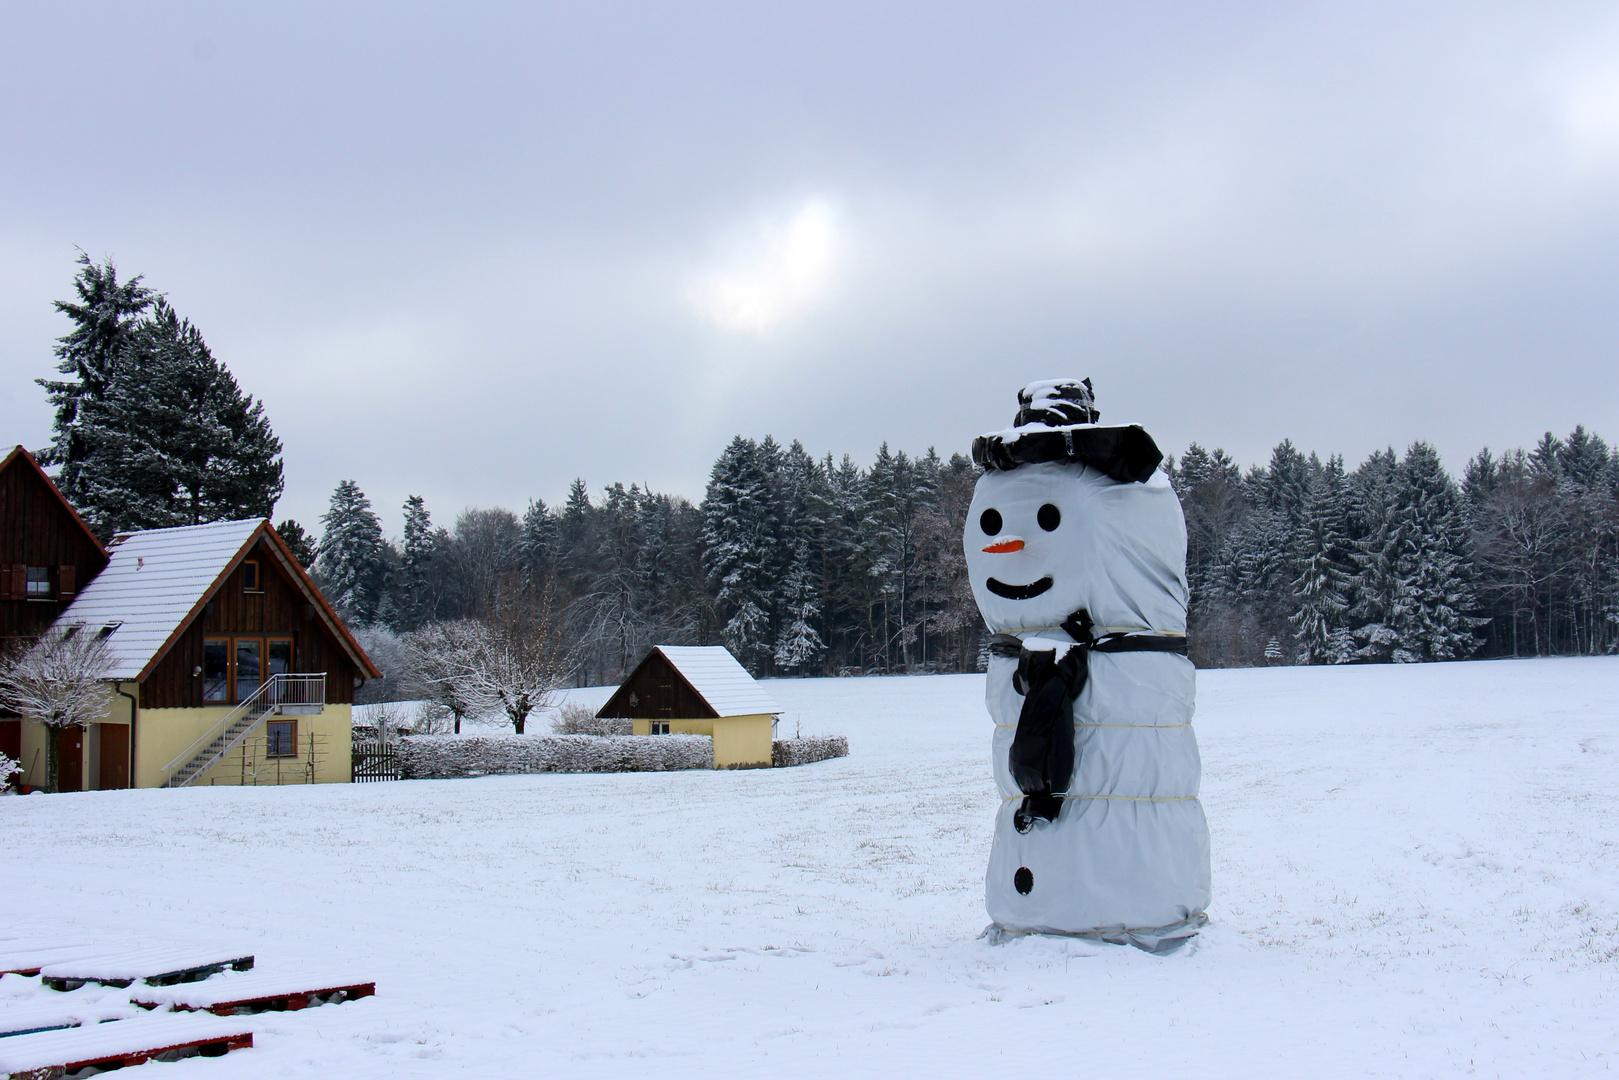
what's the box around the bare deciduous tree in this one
[471,576,572,734]
[403,619,485,734]
[0,627,115,793]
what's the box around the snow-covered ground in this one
[3,658,1618,1078]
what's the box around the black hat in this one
[971,378,1163,484]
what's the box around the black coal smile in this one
[986,576,1053,600]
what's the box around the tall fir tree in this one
[389,495,437,631]
[1389,442,1482,661]
[275,519,317,568]
[702,436,781,672]
[38,254,157,501]
[41,265,282,536]
[1290,457,1356,663]
[316,480,387,624]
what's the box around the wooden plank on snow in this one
[0,1013,251,1077]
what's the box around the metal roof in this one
[53,519,263,680]
[654,646,781,717]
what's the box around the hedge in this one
[772,736,850,768]
[398,733,714,779]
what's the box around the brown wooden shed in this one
[597,646,781,768]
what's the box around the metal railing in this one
[162,673,326,788]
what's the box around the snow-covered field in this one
[3,658,1618,1078]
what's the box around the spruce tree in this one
[1290,458,1356,663]
[519,498,557,579]
[276,520,317,568]
[1391,442,1482,661]
[38,254,157,499]
[772,441,828,672]
[42,269,283,535]
[389,495,437,631]
[702,436,781,672]
[316,480,386,623]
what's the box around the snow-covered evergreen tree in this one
[772,441,828,672]
[387,495,437,631]
[276,519,317,568]
[702,436,782,672]
[45,286,283,536]
[1390,442,1482,662]
[519,497,557,579]
[37,253,157,500]
[1290,457,1357,664]
[317,480,387,623]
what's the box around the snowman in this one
[966,379,1210,951]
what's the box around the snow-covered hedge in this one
[772,736,849,768]
[398,734,713,779]
[550,702,631,736]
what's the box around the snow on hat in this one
[1014,378,1100,428]
[971,377,1163,483]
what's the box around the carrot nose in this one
[982,537,1025,554]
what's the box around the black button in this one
[1014,867,1033,894]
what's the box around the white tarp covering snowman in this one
[966,379,1210,952]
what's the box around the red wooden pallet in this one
[0,1014,251,1078]
[135,973,375,1015]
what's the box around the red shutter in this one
[0,565,10,600]
[57,565,75,598]
[1,565,17,601]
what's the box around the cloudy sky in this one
[5,2,1619,534]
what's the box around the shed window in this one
[25,567,50,598]
[650,721,671,735]
[266,720,296,758]
[242,560,260,591]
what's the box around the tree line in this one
[1174,428,1619,667]
[317,421,1619,696]
[34,257,1619,694]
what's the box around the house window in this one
[25,567,50,598]
[242,560,260,591]
[203,639,229,702]
[202,637,295,704]
[266,720,296,758]
[235,639,262,702]
[650,721,671,735]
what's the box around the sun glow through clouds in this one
[697,199,839,332]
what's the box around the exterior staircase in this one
[162,674,325,788]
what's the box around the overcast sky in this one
[5,2,1619,535]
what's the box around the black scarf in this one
[990,609,1187,833]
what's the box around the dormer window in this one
[242,560,260,592]
[25,566,50,598]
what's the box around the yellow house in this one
[12,517,379,791]
[596,646,780,769]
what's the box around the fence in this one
[352,739,401,782]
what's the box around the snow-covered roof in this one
[654,646,781,717]
[54,519,264,680]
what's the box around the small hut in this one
[596,646,780,769]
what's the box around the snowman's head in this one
[966,461,1096,631]
[963,379,1188,634]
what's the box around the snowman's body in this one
[967,451,1210,944]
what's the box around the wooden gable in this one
[140,528,378,708]
[597,649,719,720]
[0,446,108,640]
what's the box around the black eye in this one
[980,508,1002,535]
[1037,504,1061,531]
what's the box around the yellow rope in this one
[989,625,1187,638]
[1002,794,1198,803]
[993,722,1192,729]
